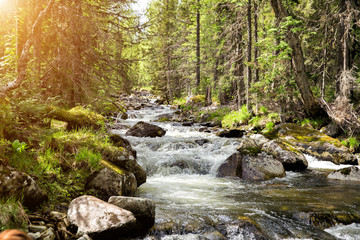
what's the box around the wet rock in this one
[48,211,67,221]
[182,121,194,126]
[28,232,41,240]
[274,123,357,165]
[216,152,243,178]
[327,166,360,181]
[217,129,245,138]
[293,211,360,229]
[262,140,308,171]
[0,165,48,209]
[67,195,136,239]
[217,151,285,181]
[195,139,210,146]
[249,134,270,148]
[108,196,156,235]
[109,134,137,158]
[224,217,270,240]
[121,112,128,120]
[242,152,286,181]
[237,138,261,156]
[85,167,137,200]
[126,121,166,138]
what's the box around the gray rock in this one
[216,152,243,178]
[262,140,308,171]
[109,134,137,159]
[0,165,48,209]
[108,196,156,234]
[242,152,286,181]
[28,225,48,233]
[41,227,56,240]
[126,121,166,138]
[249,134,270,148]
[28,232,41,240]
[327,166,360,181]
[320,123,341,138]
[68,195,136,239]
[85,167,137,200]
[237,138,261,155]
[217,152,285,181]
[275,123,357,165]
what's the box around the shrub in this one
[262,121,274,134]
[222,105,251,128]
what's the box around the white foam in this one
[325,223,360,240]
[305,154,358,170]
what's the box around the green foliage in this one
[0,197,27,231]
[348,137,359,152]
[259,106,268,115]
[341,140,348,147]
[262,121,275,134]
[249,116,262,128]
[300,118,325,129]
[75,147,102,170]
[222,105,251,128]
[11,140,28,154]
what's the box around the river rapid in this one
[112,102,360,240]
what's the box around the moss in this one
[100,159,125,175]
[339,167,352,175]
[189,95,205,104]
[276,123,343,148]
[239,147,262,156]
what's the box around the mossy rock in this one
[274,123,357,165]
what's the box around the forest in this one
[0,0,360,239]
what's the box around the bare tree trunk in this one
[254,0,259,83]
[321,8,328,99]
[0,0,55,95]
[246,0,252,110]
[270,0,326,117]
[196,0,201,88]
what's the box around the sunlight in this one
[0,0,11,9]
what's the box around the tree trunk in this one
[195,0,201,88]
[270,0,326,117]
[246,0,252,110]
[254,0,259,83]
[0,0,55,95]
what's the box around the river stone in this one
[108,196,156,234]
[216,152,243,178]
[327,166,360,181]
[217,129,245,138]
[0,165,48,209]
[225,217,270,240]
[109,134,137,158]
[126,121,166,138]
[67,195,136,239]
[249,134,270,148]
[274,123,357,165]
[242,152,286,181]
[85,167,137,200]
[262,140,308,171]
[237,138,261,156]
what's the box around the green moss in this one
[189,95,205,104]
[275,123,343,148]
[0,197,27,231]
[339,167,352,175]
[240,147,262,156]
[100,159,125,175]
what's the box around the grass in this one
[222,105,252,128]
[0,197,27,231]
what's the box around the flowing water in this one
[113,102,360,240]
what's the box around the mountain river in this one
[112,102,360,240]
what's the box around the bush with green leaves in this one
[222,105,252,128]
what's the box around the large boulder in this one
[274,123,357,165]
[85,165,137,200]
[0,165,48,209]
[67,195,136,239]
[217,152,286,181]
[249,134,270,148]
[126,121,166,138]
[108,196,156,235]
[216,152,243,178]
[262,140,308,171]
[327,166,360,181]
[242,153,286,181]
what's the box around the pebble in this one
[28,225,48,233]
